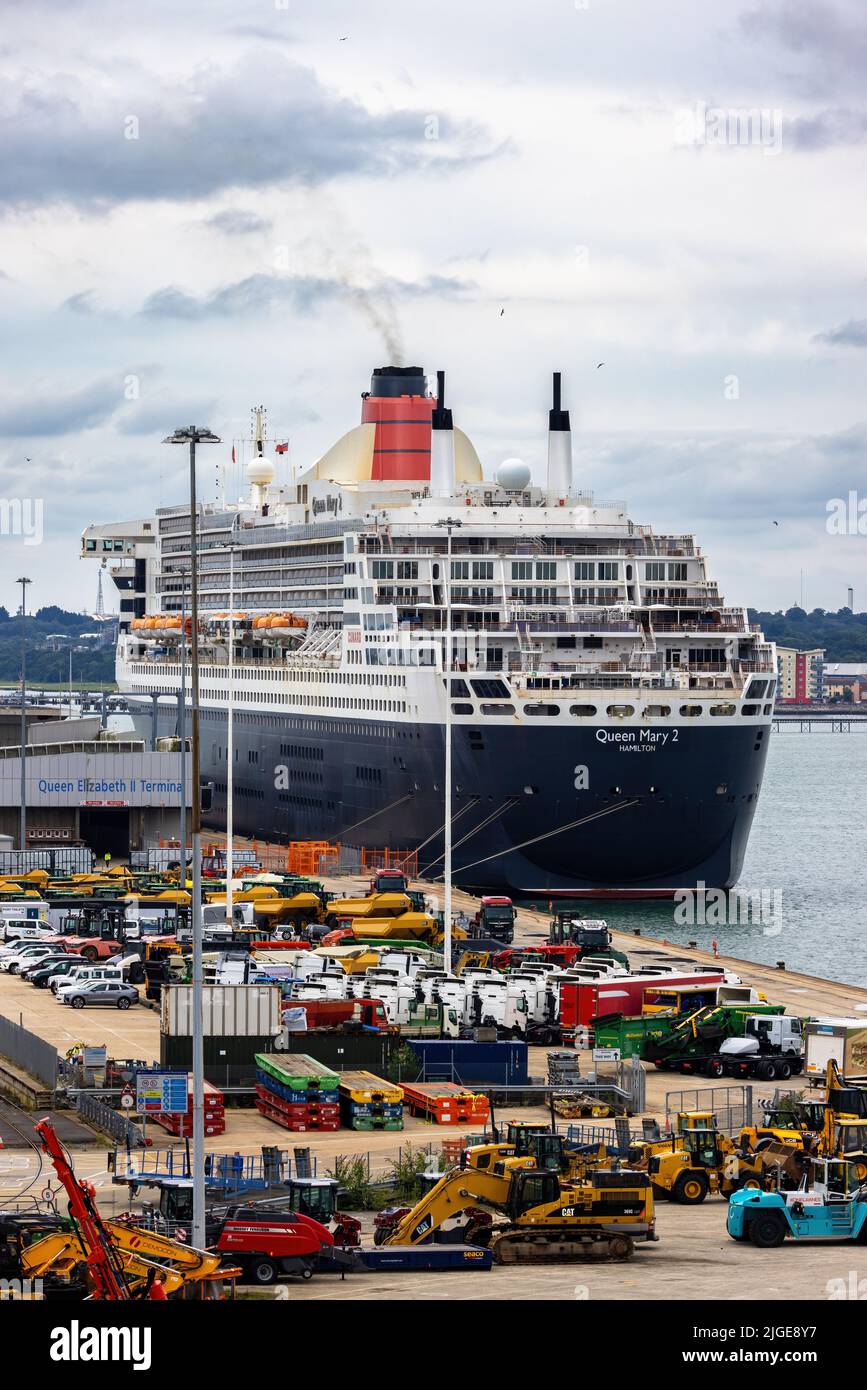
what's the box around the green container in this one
[255,1052,340,1092]
[594,1014,675,1059]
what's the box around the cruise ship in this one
[81,365,776,897]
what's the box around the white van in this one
[1,918,57,945]
[55,963,125,999]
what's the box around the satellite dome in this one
[247,454,275,486]
[496,457,531,492]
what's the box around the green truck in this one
[641,1003,805,1080]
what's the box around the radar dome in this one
[496,457,531,492]
[247,454,275,486]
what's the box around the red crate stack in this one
[151,1078,226,1138]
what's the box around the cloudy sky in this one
[1,0,865,614]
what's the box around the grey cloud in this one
[114,395,220,437]
[140,271,473,320]
[206,210,272,236]
[786,108,867,149]
[0,53,499,207]
[577,421,867,525]
[0,377,124,437]
[738,1,867,96]
[813,319,867,347]
[61,289,98,314]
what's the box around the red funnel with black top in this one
[361,366,435,481]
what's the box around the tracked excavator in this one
[22,1119,240,1299]
[382,1144,654,1262]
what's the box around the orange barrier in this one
[399,1083,490,1126]
[361,847,419,877]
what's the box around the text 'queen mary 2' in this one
[82,366,775,898]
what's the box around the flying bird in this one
[499,308,505,316]
[596,362,605,369]
[339,36,348,41]
[773,520,779,526]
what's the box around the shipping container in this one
[161,1032,278,1089]
[804,1019,867,1077]
[161,984,282,1038]
[272,1031,399,1075]
[406,1040,528,1087]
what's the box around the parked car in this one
[63,981,140,1010]
[0,943,62,974]
[47,959,99,992]
[20,954,71,982]
[56,965,125,1000]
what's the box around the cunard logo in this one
[312,494,343,517]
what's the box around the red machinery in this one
[35,1118,131,1300]
[213,1207,336,1284]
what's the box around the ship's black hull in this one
[140,700,771,896]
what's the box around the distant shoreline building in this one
[823,662,867,705]
[776,646,824,703]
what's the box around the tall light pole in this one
[178,568,188,875]
[163,425,220,1251]
[17,577,32,853]
[225,519,240,928]
[434,519,461,971]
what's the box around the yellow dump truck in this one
[208,884,325,932]
[325,892,412,925]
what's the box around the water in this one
[581,729,867,986]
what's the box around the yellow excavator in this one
[21,1218,238,1298]
[23,1118,239,1300]
[382,1144,655,1262]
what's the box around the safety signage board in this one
[135,1070,188,1115]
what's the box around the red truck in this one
[559,969,727,1042]
[493,944,598,971]
[283,997,393,1033]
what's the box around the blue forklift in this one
[727,1156,867,1247]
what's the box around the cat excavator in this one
[22,1119,239,1299]
[381,1143,655,1262]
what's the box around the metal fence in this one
[0,848,93,875]
[75,1092,145,1147]
[0,1013,57,1088]
[665,1084,753,1136]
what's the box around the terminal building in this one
[0,713,190,858]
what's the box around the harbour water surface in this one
[579,729,867,986]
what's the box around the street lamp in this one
[17,576,32,853]
[225,517,241,928]
[177,567,188,875]
[163,425,220,1251]
[434,518,462,972]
